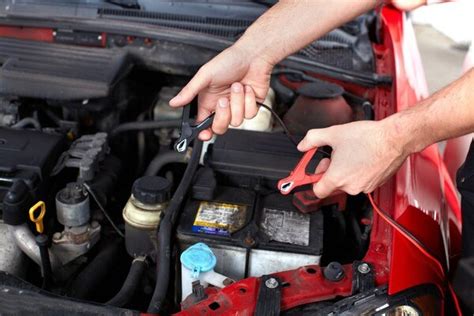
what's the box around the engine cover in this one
[0,128,64,210]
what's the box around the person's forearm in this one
[386,69,474,155]
[234,0,377,66]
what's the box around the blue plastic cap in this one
[180,243,217,278]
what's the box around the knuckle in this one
[329,173,343,188]
[307,129,317,138]
[197,65,208,75]
[312,186,325,199]
[345,186,361,196]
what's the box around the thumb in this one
[169,69,211,107]
[297,128,332,152]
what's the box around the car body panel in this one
[380,7,461,299]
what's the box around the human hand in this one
[169,45,274,140]
[297,120,410,198]
[389,0,428,11]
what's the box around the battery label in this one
[192,201,247,236]
[261,208,310,246]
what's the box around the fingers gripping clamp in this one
[278,147,324,195]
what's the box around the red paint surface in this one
[380,7,461,309]
[176,265,353,315]
[0,26,53,42]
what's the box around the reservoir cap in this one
[180,243,217,278]
[132,176,171,205]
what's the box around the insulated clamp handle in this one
[278,148,325,195]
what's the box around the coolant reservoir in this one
[180,243,233,301]
[123,176,170,256]
[232,88,275,132]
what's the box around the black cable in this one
[367,194,440,264]
[106,256,148,307]
[147,140,203,314]
[83,183,125,238]
[257,102,299,147]
[257,102,331,157]
[35,234,53,290]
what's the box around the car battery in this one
[176,184,323,281]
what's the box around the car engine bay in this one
[0,6,397,314]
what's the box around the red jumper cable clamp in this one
[278,147,325,195]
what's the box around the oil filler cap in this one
[180,243,217,278]
[132,176,171,205]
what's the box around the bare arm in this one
[391,69,474,154]
[232,0,377,67]
[298,69,474,198]
[169,0,378,139]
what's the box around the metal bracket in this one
[352,261,375,293]
[255,275,282,316]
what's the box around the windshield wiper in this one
[105,0,139,9]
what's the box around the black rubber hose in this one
[35,235,53,290]
[106,256,148,307]
[70,240,123,300]
[109,120,180,138]
[145,151,190,176]
[147,141,203,314]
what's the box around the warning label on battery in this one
[261,208,310,246]
[192,202,247,236]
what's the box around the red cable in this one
[367,193,462,315]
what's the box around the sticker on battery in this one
[193,201,247,236]
[260,208,310,246]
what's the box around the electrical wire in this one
[83,183,125,238]
[257,102,299,147]
[367,193,462,315]
[257,102,331,157]
[266,105,461,313]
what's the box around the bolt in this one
[243,235,255,247]
[223,278,234,286]
[53,232,62,240]
[265,278,279,289]
[323,262,345,282]
[91,221,99,229]
[358,263,371,274]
